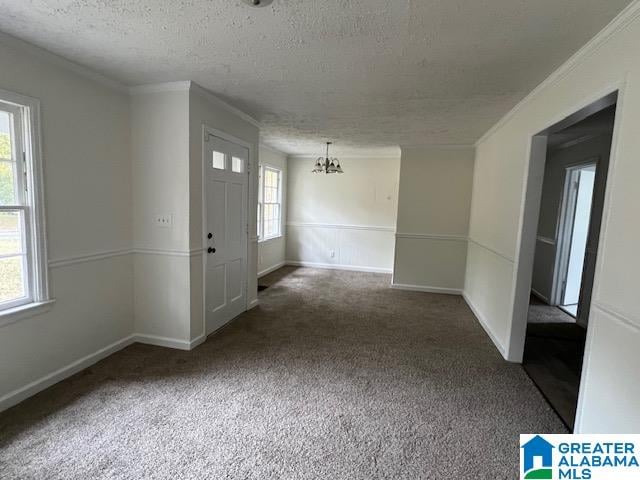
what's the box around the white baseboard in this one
[0,331,209,413]
[285,260,392,274]
[0,334,136,413]
[391,283,462,295]
[462,292,508,360]
[258,261,286,278]
[189,334,207,350]
[248,298,260,310]
[531,288,550,304]
[132,333,194,351]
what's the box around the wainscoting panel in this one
[463,240,514,358]
[575,304,640,433]
[286,223,396,272]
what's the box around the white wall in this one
[0,36,133,406]
[258,145,287,277]
[286,155,400,273]
[464,2,640,433]
[393,147,474,293]
[130,88,192,345]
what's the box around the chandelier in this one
[312,142,344,174]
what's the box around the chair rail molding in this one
[395,233,468,241]
[286,222,395,233]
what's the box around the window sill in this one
[258,234,284,244]
[0,299,56,328]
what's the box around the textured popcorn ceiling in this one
[0,0,631,155]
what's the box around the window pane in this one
[257,203,261,238]
[265,170,277,188]
[263,204,280,237]
[0,210,22,255]
[232,156,243,173]
[272,205,280,235]
[0,255,26,303]
[212,151,225,170]
[0,111,11,160]
[0,161,17,205]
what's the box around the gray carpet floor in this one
[0,267,566,479]
[528,295,576,324]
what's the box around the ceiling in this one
[0,0,631,155]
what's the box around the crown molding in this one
[189,82,261,128]
[129,81,261,128]
[259,143,287,156]
[475,0,640,147]
[288,152,400,160]
[128,81,192,95]
[0,31,128,94]
[399,144,474,150]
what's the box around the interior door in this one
[204,134,249,335]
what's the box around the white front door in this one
[204,134,249,335]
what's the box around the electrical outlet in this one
[330,249,335,258]
[155,214,173,228]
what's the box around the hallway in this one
[0,267,565,479]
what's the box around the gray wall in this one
[393,146,474,292]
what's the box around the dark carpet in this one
[524,300,587,430]
[0,267,566,479]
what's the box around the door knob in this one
[208,247,216,254]
[207,233,213,239]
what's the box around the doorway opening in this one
[521,96,617,431]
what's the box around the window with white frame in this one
[0,92,48,315]
[257,165,282,241]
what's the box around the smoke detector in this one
[242,0,274,7]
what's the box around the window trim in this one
[257,163,283,243]
[0,88,50,322]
